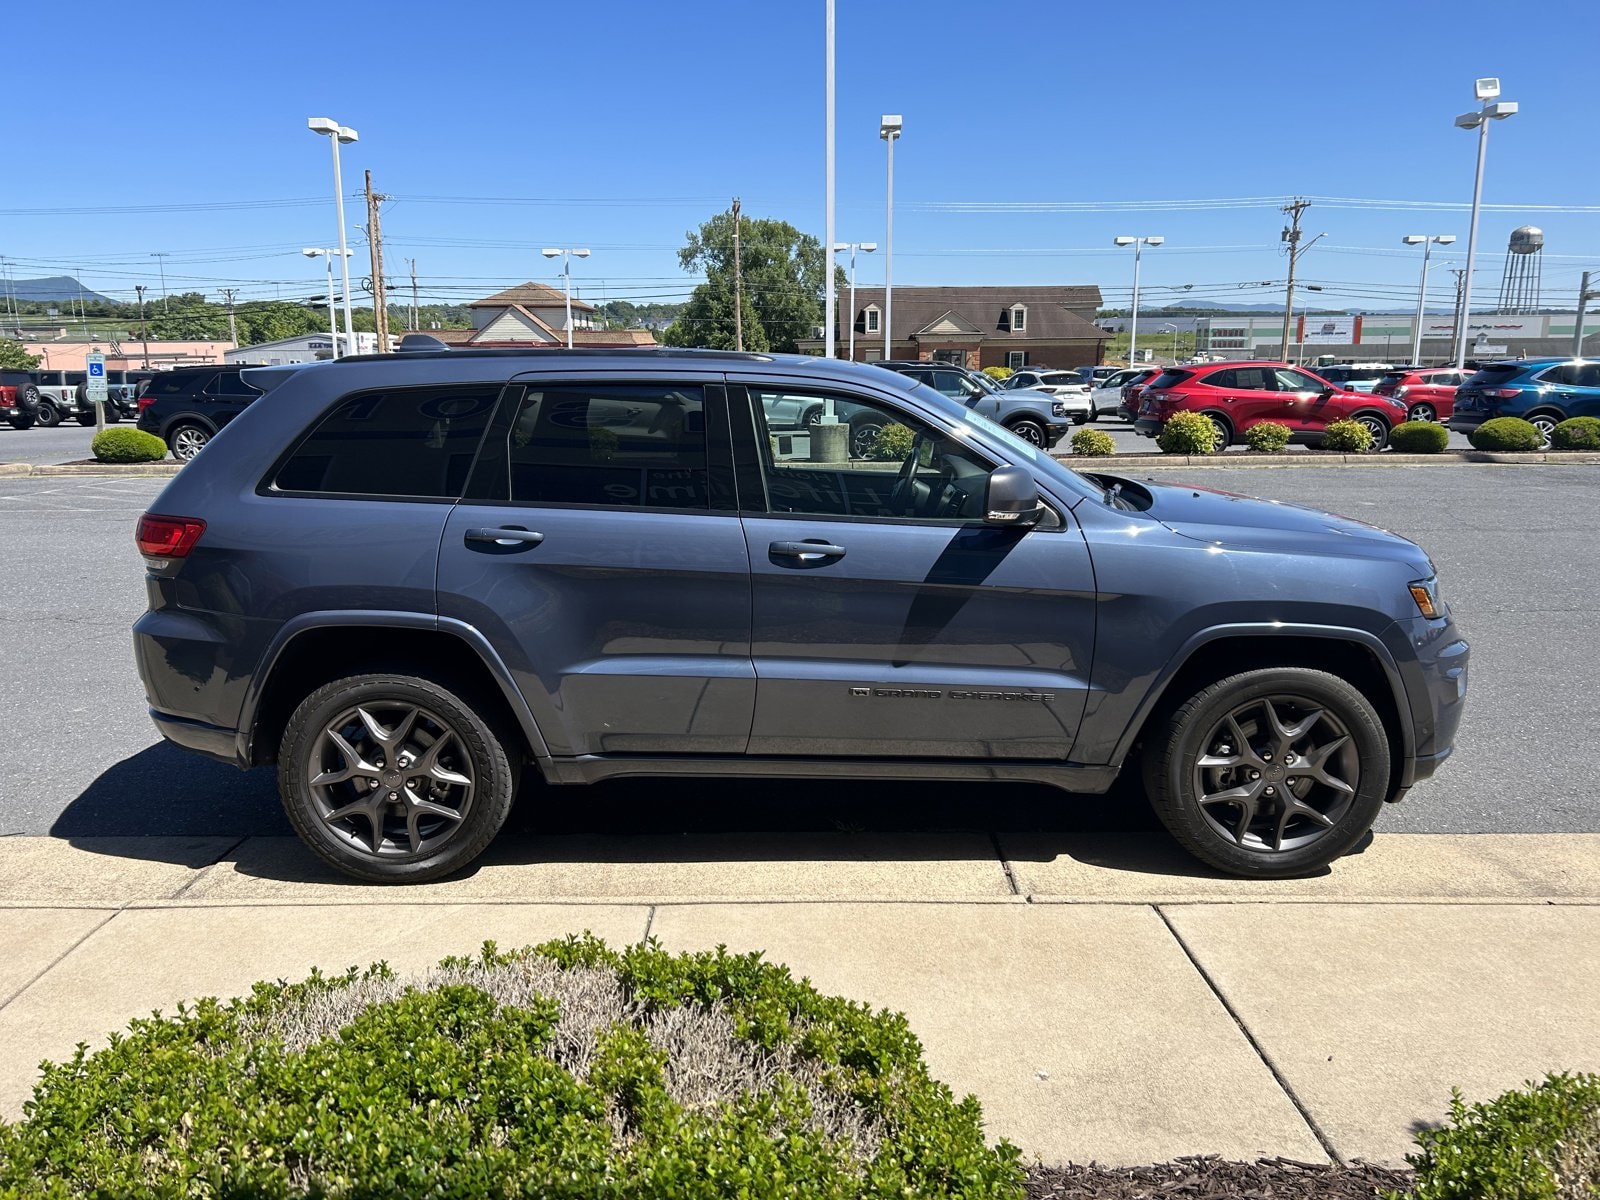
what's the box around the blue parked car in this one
[1450,358,1600,445]
[133,342,1468,884]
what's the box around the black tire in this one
[1406,402,1437,424]
[1526,412,1559,448]
[1142,667,1390,878]
[75,413,95,427]
[1071,413,1088,426]
[167,422,211,461]
[1007,417,1049,447]
[278,673,518,883]
[18,384,41,408]
[849,419,885,459]
[1352,412,1390,451]
[35,400,61,428]
[102,404,120,425]
[1201,411,1233,450]
[7,417,34,430]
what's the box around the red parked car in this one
[1371,366,1467,423]
[1116,368,1163,422]
[1133,361,1410,450]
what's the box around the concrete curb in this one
[1055,448,1600,470]
[0,461,183,477]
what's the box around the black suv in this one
[135,365,262,460]
[0,370,40,429]
[134,344,1466,885]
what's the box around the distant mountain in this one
[5,276,116,304]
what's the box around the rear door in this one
[733,377,1095,760]
[1270,366,1329,433]
[437,373,754,758]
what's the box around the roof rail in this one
[396,333,451,352]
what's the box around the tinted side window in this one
[508,383,708,510]
[1575,364,1600,388]
[214,372,260,398]
[1204,369,1236,389]
[275,386,498,498]
[144,372,214,397]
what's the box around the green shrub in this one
[982,366,1013,382]
[1243,421,1291,452]
[1402,1072,1600,1200]
[866,422,916,461]
[1156,410,1221,455]
[1069,427,1116,457]
[1552,416,1600,451]
[0,937,1023,1199]
[1469,416,1544,451]
[1389,420,1451,454]
[89,427,167,464]
[1320,419,1376,453]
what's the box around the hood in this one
[1137,478,1430,567]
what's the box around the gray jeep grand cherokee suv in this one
[134,344,1468,883]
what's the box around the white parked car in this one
[1090,368,1150,421]
[1004,370,1092,423]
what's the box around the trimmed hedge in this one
[1402,1072,1600,1200]
[1552,416,1600,451]
[1069,427,1116,457]
[866,422,916,461]
[982,366,1013,382]
[1156,410,1220,455]
[1389,420,1451,454]
[1243,421,1291,452]
[0,937,1024,1199]
[1469,416,1543,452]
[89,427,167,464]
[1321,419,1375,453]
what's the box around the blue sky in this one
[6,0,1596,316]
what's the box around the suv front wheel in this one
[1142,667,1389,878]
[278,674,518,883]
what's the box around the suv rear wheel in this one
[1525,412,1559,448]
[168,422,211,461]
[1406,402,1438,423]
[278,674,517,883]
[1201,412,1233,450]
[1142,667,1389,878]
[35,400,61,428]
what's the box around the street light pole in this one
[304,249,339,353]
[308,118,360,356]
[1452,81,1517,369]
[880,116,902,362]
[823,0,835,359]
[833,242,877,361]
[1404,235,1456,365]
[542,249,591,349]
[134,285,150,369]
[150,253,169,313]
[1115,236,1163,366]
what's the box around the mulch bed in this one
[1024,1156,1412,1199]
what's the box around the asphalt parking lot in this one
[0,465,1595,842]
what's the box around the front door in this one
[1270,366,1330,434]
[437,376,754,758]
[733,380,1096,760]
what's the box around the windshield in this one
[969,372,1001,394]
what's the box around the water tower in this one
[1496,225,1544,313]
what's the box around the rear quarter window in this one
[1146,370,1194,389]
[1470,364,1524,385]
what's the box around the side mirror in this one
[984,465,1043,528]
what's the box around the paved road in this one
[1,465,1594,839]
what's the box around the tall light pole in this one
[303,248,349,355]
[879,115,902,361]
[134,284,150,369]
[1452,80,1518,369]
[1403,234,1456,365]
[833,241,877,361]
[308,117,360,356]
[542,248,591,349]
[823,0,835,359]
[1114,236,1163,365]
[1161,322,1180,362]
[150,252,170,313]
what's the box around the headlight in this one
[1051,402,1067,417]
[1408,576,1442,619]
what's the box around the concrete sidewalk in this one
[3,832,1597,1167]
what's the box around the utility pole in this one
[1278,198,1310,361]
[219,287,239,345]
[364,171,389,350]
[151,252,170,313]
[407,258,418,331]
[1448,269,1468,364]
[1574,271,1596,357]
[134,285,151,369]
[731,197,743,352]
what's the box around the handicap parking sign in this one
[88,361,104,377]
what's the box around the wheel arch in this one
[161,413,219,440]
[1198,409,1234,440]
[240,613,551,772]
[1351,408,1394,429]
[1113,626,1412,798]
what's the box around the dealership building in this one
[1194,312,1597,364]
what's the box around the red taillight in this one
[1483,387,1520,399]
[136,514,206,559]
[1159,391,1188,407]
[137,394,155,411]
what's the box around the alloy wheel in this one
[1012,421,1046,447]
[171,427,209,460]
[1528,414,1557,448]
[1190,694,1359,854]
[308,702,475,860]
[1408,403,1437,423]
[1354,415,1388,448]
[851,422,884,458]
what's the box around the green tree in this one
[0,339,39,369]
[234,302,323,346]
[662,209,843,353]
[148,293,230,340]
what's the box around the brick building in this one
[797,285,1106,369]
[424,282,656,349]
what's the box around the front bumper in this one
[1383,612,1469,791]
